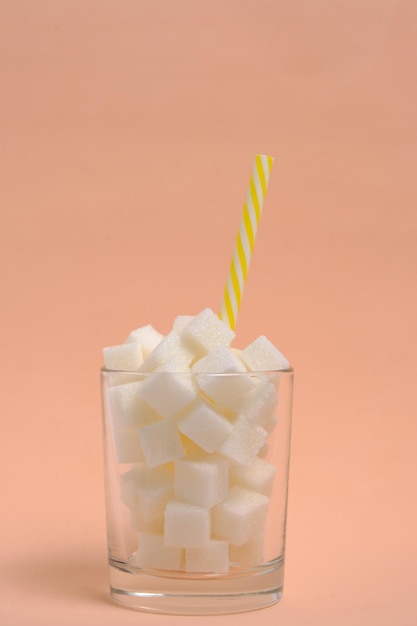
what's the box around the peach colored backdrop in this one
[1,1,416,625]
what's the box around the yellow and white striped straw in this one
[220,154,274,330]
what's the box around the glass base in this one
[109,559,284,615]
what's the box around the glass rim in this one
[100,366,294,376]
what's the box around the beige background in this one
[1,1,416,624]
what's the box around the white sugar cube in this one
[229,533,265,566]
[133,533,184,571]
[164,500,211,548]
[112,427,146,464]
[218,416,268,467]
[185,540,229,573]
[261,411,278,435]
[137,419,185,467]
[124,324,164,358]
[173,315,194,334]
[192,346,255,408]
[120,468,140,510]
[212,486,269,546]
[230,458,276,496]
[103,342,143,371]
[108,381,160,429]
[192,346,246,375]
[181,308,235,356]
[156,353,195,372]
[230,381,278,427]
[240,336,289,371]
[177,400,233,453]
[138,371,197,419]
[120,464,174,521]
[130,510,165,534]
[106,372,141,387]
[180,434,206,457]
[174,456,229,507]
[139,331,196,372]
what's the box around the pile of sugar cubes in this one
[103,308,289,574]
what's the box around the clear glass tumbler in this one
[100,367,293,615]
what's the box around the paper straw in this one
[220,154,274,330]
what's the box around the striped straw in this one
[220,154,274,330]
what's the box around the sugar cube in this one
[185,540,229,573]
[139,331,195,372]
[138,370,197,419]
[179,434,206,457]
[103,342,143,371]
[260,411,278,435]
[120,464,174,522]
[108,381,160,429]
[230,458,276,496]
[137,419,185,467]
[133,533,184,571]
[240,336,289,371]
[130,510,165,534]
[112,427,146,464]
[156,353,194,372]
[173,315,194,334]
[164,500,211,548]
[192,346,246,375]
[181,308,235,356]
[192,346,256,408]
[212,486,269,546]
[106,372,140,387]
[218,416,268,467]
[176,400,233,453]
[174,456,229,507]
[230,380,278,427]
[124,324,164,358]
[229,533,265,566]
